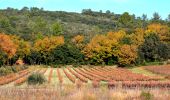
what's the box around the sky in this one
[0,0,170,19]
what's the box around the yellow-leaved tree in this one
[33,36,64,64]
[146,23,170,43]
[34,36,64,53]
[117,44,138,66]
[83,30,126,64]
[130,28,145,47]
[72,35,84,49]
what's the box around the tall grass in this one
[0,86,170,100]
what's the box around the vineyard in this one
[144,65,170,75]
[0,65,170,88]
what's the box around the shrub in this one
[53,65,61,68]
[140,91,153,100]
[27,73,46,85]
[11,66,22,72]
[0,67,13,76]
[11,65,28,73]
[0,65,28,76]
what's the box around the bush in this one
[27,73,46,85]
[140,91,153,100]
[53,65,61,68]
[0,65,28,76]
[0,67,13,76]
[11,66,22,72]
[11,65,28,73]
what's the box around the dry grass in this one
[0,86,170,100]
[1,65,170,100]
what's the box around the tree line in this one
[0,7,170,67]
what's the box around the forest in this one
[0,7,170,67]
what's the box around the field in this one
[0,87,170,100]
[1,65,170,88]
[0,65,170,99]
[0,1,170,99]
[144,65,170,75]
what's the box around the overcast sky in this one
[0,0,169,19]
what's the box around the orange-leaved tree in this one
[10,35,31,59]
[0,33,17,64]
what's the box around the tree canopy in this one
[0,7,169,67]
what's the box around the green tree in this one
[141,14,148,27]
[0,16,14,34]
[138,33,169,63]
[82,9,92,15]
[142,14,147,21]
[51,44,84,65]
[106,10,111,14]
[119,12,132,27]
[50,22,63,36]
[152,12,161,23]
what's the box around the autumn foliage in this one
[0,33,17,59]
[83,30,125,64]
[0,22,169,66]
[82,30,139,65]
[117,44,137,66]
[34,36,64,53]
[146,23,170,42]
[72,35,84,44]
